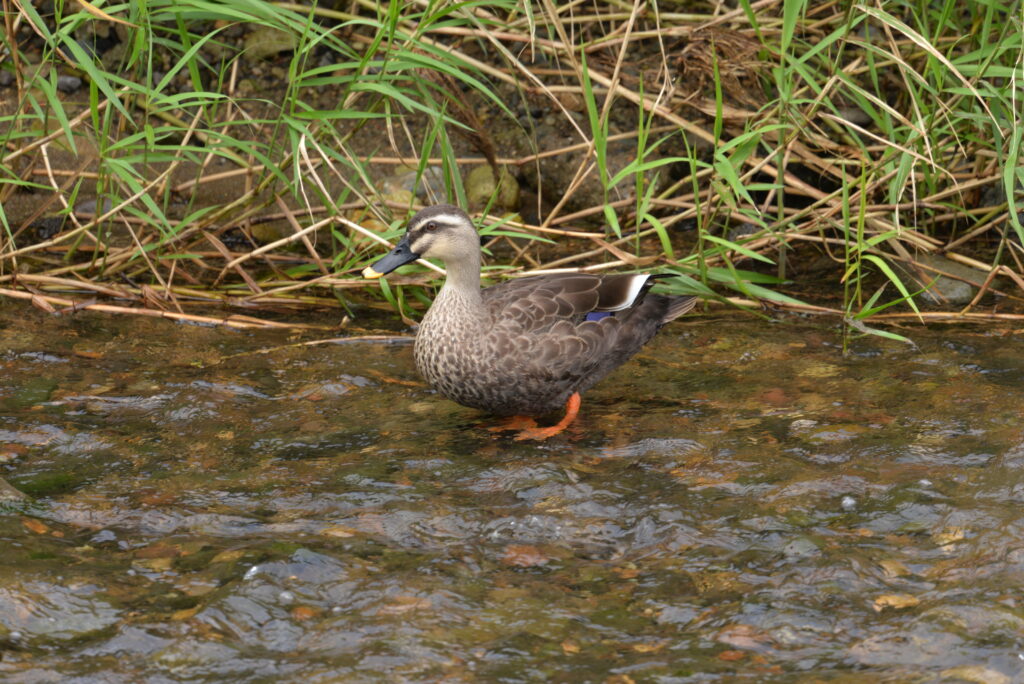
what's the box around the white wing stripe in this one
[602,274,652,312]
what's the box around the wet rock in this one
[849,626,960,667]
[896,253,1001,305]
[31,216,64,239]
[797,361,841,379]
[73,38,101,60]
[602,437,703,459]
[782,536,820,558]
[655,604,699,626]
[0,69,13,87]
[465,164,520,211]
[787,418,818,435]
[834,105,873,127]
[940,665,1011,684]
[981,181,1024,245]
[923,604,1024,639]
[0,582,121,644]
[727,222,759,242]
[4,376,57,409]
[74,197,114,216]
[100,41,128,71]
[243,27,296,61]
[82,625,174,657]
[154,639,261,676]
[0,477,28,501]
[56,75,82,93]
[804,424,868,444]
[380,165,446,202]
[872,593,920,611]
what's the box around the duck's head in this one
[362,205,478,278]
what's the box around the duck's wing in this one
[480,274,696,400]
[481,273,662,328]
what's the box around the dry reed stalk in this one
[0,286,321,329]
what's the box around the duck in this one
[362,204,696,440]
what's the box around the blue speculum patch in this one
[585,312,613,321]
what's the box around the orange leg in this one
[513,392,582,441]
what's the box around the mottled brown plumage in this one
[363,205,696,420]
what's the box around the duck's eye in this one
[424,221,437,232]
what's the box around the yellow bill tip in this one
[362,266,384,279]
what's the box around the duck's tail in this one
[661,296,698,324]
[640,274,697,324]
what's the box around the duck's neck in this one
[437,252,483,306]
[422,252,486,335]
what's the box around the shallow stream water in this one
[1,302,1023,682]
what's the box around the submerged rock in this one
[0,477,27,501]
[0,581,121,645]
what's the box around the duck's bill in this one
[362,236,420,279]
